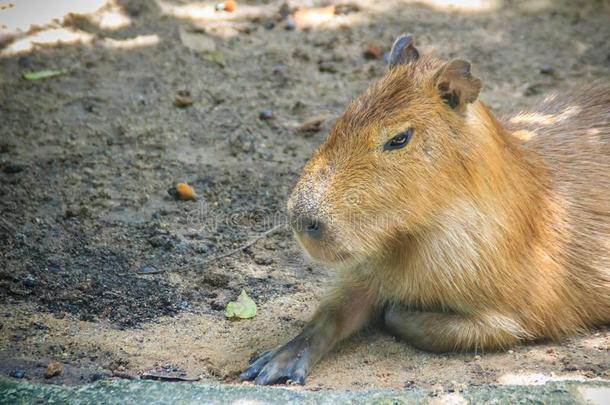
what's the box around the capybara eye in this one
[384,128,414,151]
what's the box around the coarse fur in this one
[241,35,610,385]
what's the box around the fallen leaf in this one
[225,290,257,319]
[363,44,383,60]
[297,116,325,135]
[174,90,194,108]
[23,69,68,81]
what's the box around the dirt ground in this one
[0,0,609,392]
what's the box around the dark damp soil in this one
[0,0,609,391]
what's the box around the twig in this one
[112,370,139,380]
[203,223,285,265]
[0,218,17,233]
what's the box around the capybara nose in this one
[293,216,325,240]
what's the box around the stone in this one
[44,362,63,378]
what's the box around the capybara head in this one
[288,34,483,266]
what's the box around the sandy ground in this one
[0,0,609,392]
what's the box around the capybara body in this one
[241,34,610,385]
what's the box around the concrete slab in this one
[1,377,608,404]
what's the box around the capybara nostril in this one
[293,216,324,240]
[304,217,323,239]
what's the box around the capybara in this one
[241,34,610,385]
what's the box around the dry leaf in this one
[297,117,325,135]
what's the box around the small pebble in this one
[539,65,555,75]
[258,109,275,121]
[44,362,63,379]
[363,44,383,60]
[507,349,514,354]
[10,369,25,379]
[22,275,36,288]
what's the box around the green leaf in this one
[23,69,68,81]
[225,290,257,319]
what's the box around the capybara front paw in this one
[239,341,311,385]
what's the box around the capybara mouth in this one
[293,231,354,266]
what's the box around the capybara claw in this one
[241,340,312,385]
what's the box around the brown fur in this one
[290,53,610,347]
[242,40,610,385]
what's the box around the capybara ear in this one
[434,59,482,112]
[388,34,419,68]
